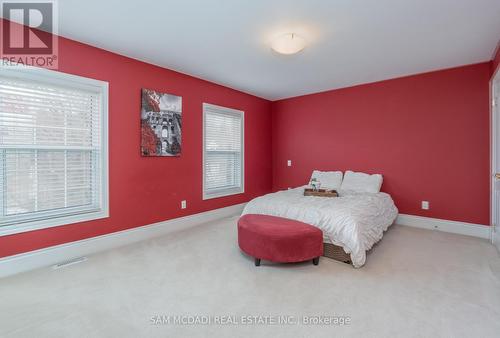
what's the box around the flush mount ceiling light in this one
[271,33,307,55]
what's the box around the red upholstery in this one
[238,214,323,263]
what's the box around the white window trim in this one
[202,103,244,200]
[0,64,109,237]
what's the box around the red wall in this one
[271,63,491,225]
[0,34,272,258]
[0,18,495,258]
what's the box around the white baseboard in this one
[0,203,246,279]
[396,214,492,240]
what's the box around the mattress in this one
[241,186,398,267]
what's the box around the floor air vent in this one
[52,257,88,270]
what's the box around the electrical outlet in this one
[287,160,292,167]
[181,200,187,209]
[421,201,429,210]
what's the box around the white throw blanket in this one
[241,186,398,267]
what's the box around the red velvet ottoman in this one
[237,214,323,266]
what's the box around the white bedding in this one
[241,186,398,267]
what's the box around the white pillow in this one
[310,170,343,190]
[340,170,383,193]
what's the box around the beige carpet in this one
[0,216,499,338]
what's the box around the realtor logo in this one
[1,0,58,68]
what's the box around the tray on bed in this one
[304,188,338,197]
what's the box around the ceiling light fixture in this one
[271,33,307,55]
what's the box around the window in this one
[0,65,108,236]
[203,103,244,199]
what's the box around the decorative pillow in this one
[310,170,343,190]
[340,170,383,193]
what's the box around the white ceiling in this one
[42,1,500,99]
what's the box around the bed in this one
[241,185,398,268]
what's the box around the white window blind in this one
[203,103,244,199]
[0,65,108,235]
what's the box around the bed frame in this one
[322,242,352,264]
[323,240,382,266]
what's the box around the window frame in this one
[0,64,109,237]
[202,103,244,200]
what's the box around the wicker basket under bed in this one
[323,242,352,265]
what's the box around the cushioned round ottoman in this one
[237,214,323,266]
